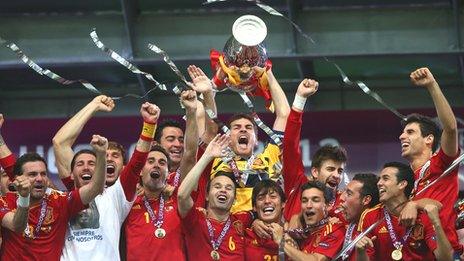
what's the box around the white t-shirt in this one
[61,179,133,261]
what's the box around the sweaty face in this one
[22,161,49,201]
[378,167,403,203]
[301,188,327,226]
[72,153,96,188]
[312,159,345,190]
[254,189,284,224]
[399,122,431,160]
[159,127,184,169]
[207,176,236,213]
[229,118,257,157]
[340,180,365,223]
[141,151,169,192]
[105,149,124,186]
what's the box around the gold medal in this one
[155,228,166,238]
[391,249,402,260]
[210,250,220,260]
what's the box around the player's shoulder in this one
[357,204,383,230]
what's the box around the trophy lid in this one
[232,15,267,46]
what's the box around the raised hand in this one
[90,135,108,153]
[14,175,32,198]
[92,95,115,112]
[410,67,437,88]
[140,102,160,124]
[269,223,284,244]
[251,219,272,240]
[296,78,319,98]
[204,134,230,158]
[187,65,213,93]
[180,90,198,112]
[355,235,376,251]
[0,114,4,129]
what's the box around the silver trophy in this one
[220,15,268,92]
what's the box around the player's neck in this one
[409,149,432,171]
[385,195,408,216]
[144,186,164,199]
[207,208,230,222]
[169,164,179,173]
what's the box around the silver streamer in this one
[90,29,167,91]
[0,38,102,95]
[238,92,282,146]
[147,43,189,85]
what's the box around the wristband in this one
[292,94,307,111]
[17,194,30,208]
[141,122,156,140]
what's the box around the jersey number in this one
[228,236,236,251]
[264,255,277,261]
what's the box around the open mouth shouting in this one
[401,142,410,152]
[106,163,115,175]
[217,194,228,204]
[169,149,182,160]
[81,173,92,181]
[238,135,249,149]
[150,170,161,179]
[261,206,276,216]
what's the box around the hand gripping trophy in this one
[210,15,274,110]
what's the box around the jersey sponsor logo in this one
[318,242,330,248]
[251,239,259,246]
[378,226,388,234]
[132,204,141,210]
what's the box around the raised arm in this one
[177,134,229,218]
[266,69,290,132]
[119,102,160,201]
[419,201,453,261]
[1,175,31,232]
[410,68,458,156]
[78,135,107,205]
[187,65,218,145]
[177,90,199,184]
[0,114,15,180]
[283,79,319,197]
[52,95,114,180]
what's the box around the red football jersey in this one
[244,228,281,261]
[299,221,345,259]
[282,109,343,222]
[125,190,186,261]
[358,204,437,261]
[0,189,85,260]
[182,208,252,260]
[412,148,462,253]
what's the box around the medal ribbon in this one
[341,223,356,260]
[286,217,329,240]
[383,208,412,250]
[206,217,232,251]
[143,195,165,229]
[25,198,47,239]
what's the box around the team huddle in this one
[0,65,461,261]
